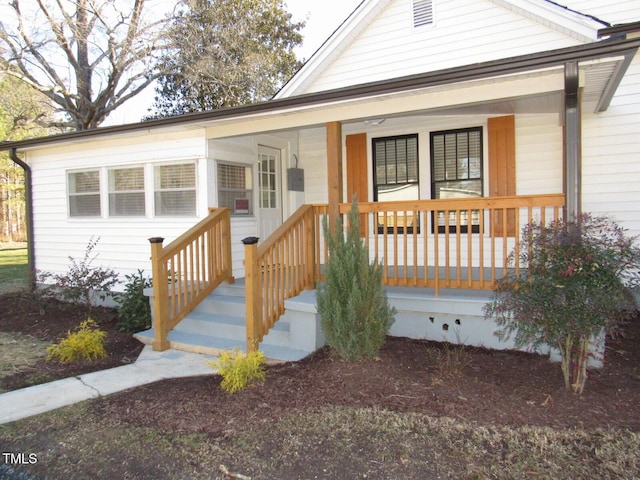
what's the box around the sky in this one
[108,0,364,125]
[286,0,363,60]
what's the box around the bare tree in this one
[0,0,169,130]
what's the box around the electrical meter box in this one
[287,168,304,192]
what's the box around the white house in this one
[2,0,640,360]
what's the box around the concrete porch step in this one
[174,310,291,348]
[134,328,311,363]
[138,277,319,362]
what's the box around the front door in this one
[257,145,283,239]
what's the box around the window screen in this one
[108,167,146,216]
[217,163,253,215]
[154,163,196,216]
[68,170,101,217]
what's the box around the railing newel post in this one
[305,207,316,289]
[243,237,261,353]
[149,237,170,351]
[222,209,235,284]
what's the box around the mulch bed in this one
[0,292,144,392]
[2,290,640,434]
[95,315,640,434]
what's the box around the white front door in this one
[257,145,283,239]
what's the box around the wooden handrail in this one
[244,205,316,351]
[245,194,564,352]
[329,194,565,294]
[149,208,233,351]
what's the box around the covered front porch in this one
[138,39,634,360]
[141,194,564,359]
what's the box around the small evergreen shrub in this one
[484,213,640,395]
[316,200,396,361]
[208,348,266,393]
[115,269,152,332]
[46,318,108,363]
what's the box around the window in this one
[373,134,419,233]
[154,163,196,216]
[68,170,101,217]
[108,167,145,216]
[413,0,434,28]
[258,151,277,209]
[217,162,253,215]
[431,127,483,233]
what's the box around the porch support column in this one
[326,121,343,231]
[564,61,582,220]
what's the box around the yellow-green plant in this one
[46,318,107,363]
[208,348,266,393]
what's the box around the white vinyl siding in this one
[154,163,196,216]
[304,0,581,93]
[108,167,145,216]
[562,2,640,24]
[68,170,101,217]
[581,56,640,235]
[30,130,206,281]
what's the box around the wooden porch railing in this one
[244,204,316,351]
[243,194,563,352]
[323,194,565,294]
[149,208,233,351]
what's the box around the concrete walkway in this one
[0,346,218,425]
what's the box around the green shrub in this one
[46,318,108,363]
[208,348,266,393]
[115,269,152,332]
[316,200,396,361]
[484,213,640,395]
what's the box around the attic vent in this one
[413,0,433,28]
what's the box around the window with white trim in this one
[108,167,146,216]
[68,170,101,217]
[154,163,197,216]
[217,162,253,215]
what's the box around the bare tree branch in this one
[0,0,170,130]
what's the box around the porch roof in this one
[1,35,639,153]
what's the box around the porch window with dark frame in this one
[431,127,483,233]
[373,134,420,234]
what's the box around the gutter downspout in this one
[564,61,581,221]
[9,148,35,291]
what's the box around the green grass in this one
[0,247,29,294]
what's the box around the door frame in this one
[255,135,290,238]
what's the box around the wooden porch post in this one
[326,121,343,231]
[149,237,170,351]
[243,238,261,352]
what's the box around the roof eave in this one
[2,36,639,153]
